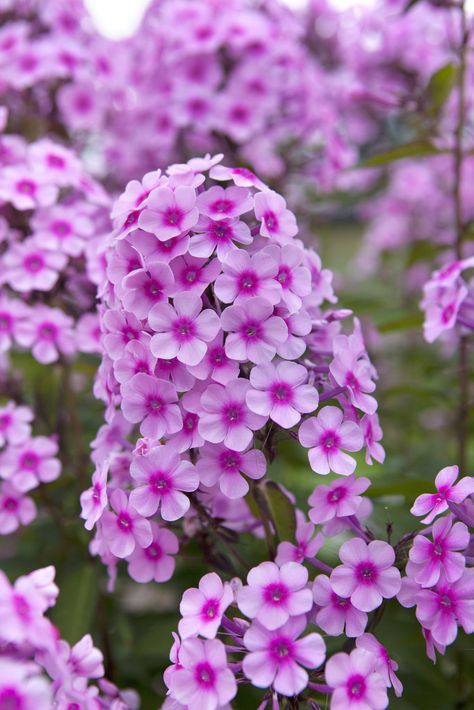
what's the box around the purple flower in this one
[114,337,157,385]
[121,373,182,439]
[242,616,325,696]
[356,633,403,698]
[308,475,371,524]
[129,444,199,521]
[179,572,234,639]
[254,189,298,242]
[298,406,364,475]
[330,539,401,613]
[215,249,281,305]
[0,401,33,446]
[122,260,175,319]
[221,297,288,364]
[330,336,377,415]
[0,296,28,353]
[411,465,474,524]
[138,185,199,240]
[101,489,153,559]
[246,361,318,429]
[313,574,368,638]
[415,569,474,646]
[127,522,179,584]
[149,293,220,366]
[199,378,266,451]
[0,659,51,710]
[80,462,108,531]
[3,237,66,292]
[102,308,144,360]
[196,443,266,498]
[0,481,36,535]
[188,332,240,385]
[196,185,253,221]
[237,561,313,630]
[31,204,93,257]
[15,305,75,364]
[264,244,311,313]
[361,413,385,465]
[0,569,55,647]
[0,166,57,210]
[170,255,221,297]
[190,216,252,260]
[167,638,237,710]
[407,516,469,587]
[0,436,61,492]
[325,648,388,710]
[275,515,324,566]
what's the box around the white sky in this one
[84,0,378,40]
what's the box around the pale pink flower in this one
[0,436,61,492]
[275,515,324,566]
[101,489,153,559]
[188,332,240,385]
[313,574,368,638]
[196,185,253,221]
[356,634,403,697]
[308,475,371,524]
[190,217,252,260]
[298,406,364,475]
[179,572,234,639]
[0,481,36,534]
[415,569,474,646]
[138,185,199,240]
[80,462,108,531]
[122,260,175,319]
[127,522,179,584]
[411,465,474,524]
[254,189,298,242]
[326,648,388,710]
[0,401,33,446]
[3,237,66,292]
[0,659,51,710]
[15,305,75,364]
[214,249,281,305]
[170,254,221,297]
[121,373,182,439]
[221,297,288,364]
[196,443,266,499]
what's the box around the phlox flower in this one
[196,185,253,221]
[0,166,57,210]
[3,237,66,292]
[121,260,175,319]
[242,616,326,697]
[330,539,401,613]
[209,165,266,190]
[308,475,371,524]
[129,444,199,520]
[407,516,469,587]
[0,296,28,352]
[275,514,324,566]
[325,648,388,710]
[31,204,93,257]
[356,634,403,697]
[0,659,51,710]
[0,481,36,535]
[102,309,144,360]
[196,443,266,499]
[313,575,368,638]
[60,634,105,680]
[409,569,474,646]
[263,244,311,313]
[298,406,364,475]
[246,361,319,428]
[253,189,298,243]
[101,489,153,559]
[170,255,221,297]
[113,337,157,385]
[411,465,474,524]
[169,389,205,453]
[221,297,288,364]
[330,347,377,415]
[188,332,240,385]
[199,378,267,451]
[167,638,237,710]
[76,313,102,354]
[127,522,179,584]
[360,413,385,465]
[0,401,33,446]
[0,436,61,492]
[214,248,281,305]
[121,373,182,439]
[155,356,196,392]
[179,572,234,639]
[0,570,55,647]
[237,561,313,630]
[15,305,75,364]
[28,139,83,188]
[80,462,108,531]
[107,240,143,293]
[190,216,252,260]
[149,293,220,366]
[138,185,199,240]
[275,307,312,360]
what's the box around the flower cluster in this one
[0,564,137,708]
[421,258,474,343]
[0,400,61,535]
[86,155,383,589]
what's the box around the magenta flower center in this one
[20,452,39,470]
[150,472,171,492]
[347,674,366,699]
[52,220,71,237]
[184,268,198,283]
[117,511,133,532]
[184,413,198,431]
[0,687,24,710]
[264,582,288,605]
[195,661,216,688]
[220,451,241,472]
[238,270,258,293]
[24,254,44,273]
[440,593,453,608]
[145,542,163,560]
[264,211,278,231]
[320,430,340,451]
[211,199,233,214]
[124,211,139,228]
[163,207,183,226]
[277,266,291,287]
[0,313,12,331]
[442,303,455,324]
[209,346,226,366]
[2,497,18,512]
[122,326,139,342]
[242,320,262,341]
[270,636,294,662]
[201,598,220,619]
[38,323,57,340]
[173,318,195,340]
[147,396,164,413]
[92,484,102,504]
[17,179,36,195]
[433,542,445,557]
[223,403,243,425]
[328,486,346,503]
[211,223,232,241]
[134,359,150,375]
[12,593,30,621]
[355,561,378,585]
[144,279,163,300]
[345,372,360,391]
[47,154,66,169]
[270,382,293,404]
[0,414,11,430]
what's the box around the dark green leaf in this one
[377,312,424,333]
[263,481,297,543]
[360,141,444,168]
[51,563,99,644]
[425,63,457,116]
[367,479,430,500]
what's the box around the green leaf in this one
[51,563,99,644]
[377,312,424,333]
[367,479,430,500]
[360,141,444,168]
[263,481,297,543]
[425,63,457,116]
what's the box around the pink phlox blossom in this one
[196,443,266,499]
[308,474,371,524]
[179,572,234,639]
[126,521,179,584]
[214,248,281,305]
[411,465,474,524]
[0,435,61,492]
[407,516,469,587]
[121,373,182,439]
[221,297,288,364]
[298,405,364,475]
[275,513,324,565]
[101,489,153,559]
[313,574,368,638]
[138,185,199,240]
[356,633,403,697]
[325,648,389,710]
